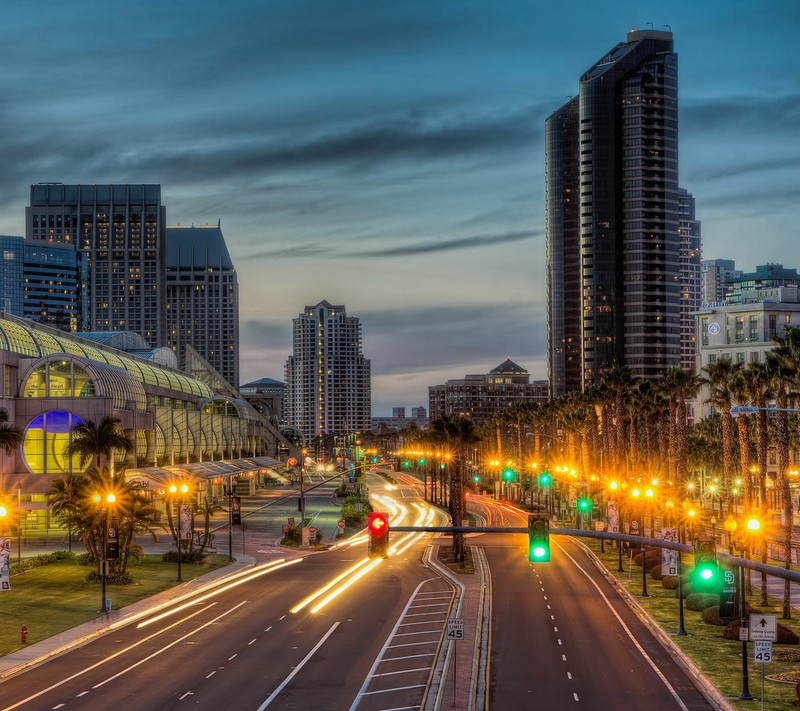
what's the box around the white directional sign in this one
[749,613,777,641]
[446,618,464,641]
[753,641,773,663]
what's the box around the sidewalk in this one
[425,541,489,711]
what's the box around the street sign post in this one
[753,641,773,663]
[446,618,464,641]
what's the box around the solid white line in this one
[255,622,340,710]
[555,539,691,711]
[373,667,431,678]
[383,652,435,662]
[92,603,248,689]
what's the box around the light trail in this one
[309,558,383,613]
[133,558,302,628]
[290,557,372,614]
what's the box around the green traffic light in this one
[473,475,481,483]
[531,544,547,560]
[402,460,410,468]
[539,473,551,486]
[502,468,516,481]
[577,497,591,511]
[699,567,714,581]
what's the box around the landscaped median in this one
[583,538,800,711]
[0,552,229,658]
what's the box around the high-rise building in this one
[165,224,239,388]
[0,235,84,330]
[678,189,702,371]
[26,183,166,346]
[701,259,740,305]
[284,300,371,444]
[547,29,682,396]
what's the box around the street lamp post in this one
[168,483,189,583]
[300,448,308,537]
[631,488,648,597]
[92,492,115,613]
[223,482,235,562]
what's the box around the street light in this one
[630,488,648,597]
[92,492,116,613]
[168,483,190,583]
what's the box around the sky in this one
[0,1,798,415]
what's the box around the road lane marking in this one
[1,605,216,711]
[555,539,691,711]
[93,603,248,689]
[206,671,216,678]
[574,692,579,701]
[361,684,427,696]
[255,622,340,710]
[229,654,237,660]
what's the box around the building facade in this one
[679,189,702,371]
[547,29,682,396]
[26,183,167,346]
[284,301,371,444]
[701,259,740,306]
[428,359,547,423]
[165,224,239,388]
[0,313,278,534]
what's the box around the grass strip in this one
[0,553,229,657]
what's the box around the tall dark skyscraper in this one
[547,29,681,396]
[26,183,166,346]
[165,224,240,388]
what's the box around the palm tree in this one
[48,472,87,551]
[661,367,704,487]
[599,365,635,476]
[0,408,23,501]
[702,358,741,512]
[430,414,481,565]
[64,416,133,477]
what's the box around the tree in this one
[702,358,741,512]
[64,416,133,477]
[430,414,481,565]
[661,367,704,486]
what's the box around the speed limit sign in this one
[754,641,773,663]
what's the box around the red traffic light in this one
[368,512,389,535]
[367,512,390,558]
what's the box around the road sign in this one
[754,641,773,663]
[749,613,777,641]
[287,457,297,466]
[446,618,464,641]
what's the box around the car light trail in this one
[133,558,302,628]
[308,558,383,613]
[290,557,372,613]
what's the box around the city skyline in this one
[0,2,798,414]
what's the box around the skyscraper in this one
[678,188,702,371]
[284,301,371,444]
[547,29,682,396]
[26,183,166,346]
[165,224,239,388]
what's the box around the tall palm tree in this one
[0,408,23,500]
[661,367,704,487]
[599,365,635,476]
[64,416,133,478]
[430,414,481,565]
[702,358,741,512]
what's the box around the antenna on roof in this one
[647,21,653,30]
[664,24,672,31]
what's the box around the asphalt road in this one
[471,498,716,711]
[0,482,452,711]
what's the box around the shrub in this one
[701,605,730,626]
[84,569,134,585]
[662,575,679,590]
[9,550,76,575]
[162,550,207,563]
[649,564,664,580]
[685,592,719,611]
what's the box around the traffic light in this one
[691,537,720,593]
[473,475,481,483]
[538,472,551,487]
[502,468,516,482]
[528,514,550,562]
[577,497,591,512]
[367,512,390,558]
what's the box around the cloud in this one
[682,93,800,136]
[355,229,539,257]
